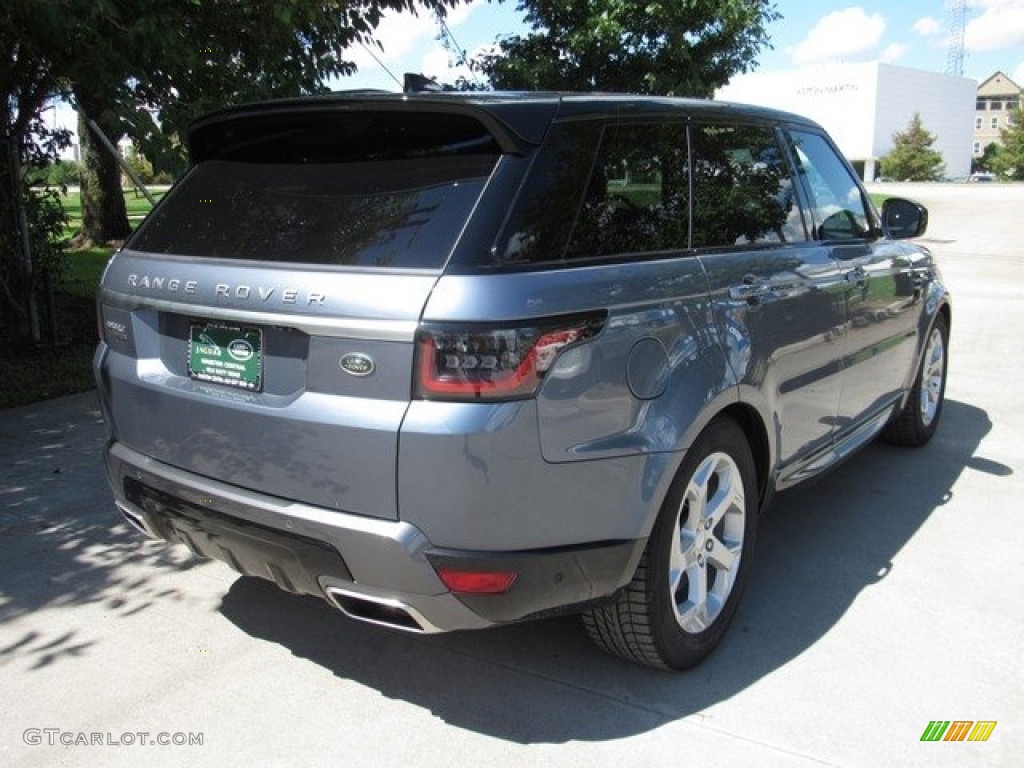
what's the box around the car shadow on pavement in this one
[219,397,1000,744]
[0,393,209,670]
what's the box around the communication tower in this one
[946,0,967,76]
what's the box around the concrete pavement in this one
[1,183,1021,767]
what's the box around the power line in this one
[434,11,484,87]
[357,41,403,90]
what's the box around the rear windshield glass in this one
[130,111,499,269]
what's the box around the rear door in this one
[96,107,503,520]
[691,122,846,471]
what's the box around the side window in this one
[565,122,689,259]
[690,124,805,248]
[493,121,603,266]
[788,130,871,241]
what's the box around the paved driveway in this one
[1,183,1021,767]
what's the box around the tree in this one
[1,3,77,340]
[991,107,1024,180]
[972,142,1000,174]
[472,0,780,96]
[1,0,462,340]
[65,0,465,244]
[879,113,945,182]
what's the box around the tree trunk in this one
[0,132,34,341]
[76,94,130,244]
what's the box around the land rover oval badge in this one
[339,352,375,377]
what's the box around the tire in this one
[583,418,758,670]
[882,314,948,447]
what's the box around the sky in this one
[334,0,1024,92]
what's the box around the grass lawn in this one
[60,186,164,238]
[60,188,164,297]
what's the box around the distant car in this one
[94,92,951,670]
[968,172,995,182]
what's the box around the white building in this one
[717,62,977,181]
[42,104,134,162]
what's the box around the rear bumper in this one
[106,441,644,632]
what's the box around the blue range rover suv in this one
[94,92,950,669]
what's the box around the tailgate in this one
[95,103,507,521]
[97,251,436,521]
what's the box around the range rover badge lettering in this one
[339,353,374,377]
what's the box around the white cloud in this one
[418,42,493,88]
[420,46,470,83]
[881,43,907,62]
[420,46,459,80]
[345,12,434,70]
[912,16,941,37]
[345,1,485,70]
[788,7,887,66]
[964,0,1024,52]
[445,1,483,28]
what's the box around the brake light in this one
[414,315,603,401]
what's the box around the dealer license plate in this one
[188,322,263,391]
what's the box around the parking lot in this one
[1,182,1021,767]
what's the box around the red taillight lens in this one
[414,315,603,401]
[436,568,518,594]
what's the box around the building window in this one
[991,116,999,129]
[973,142,981,154]
[977,99,987,110]
[975,116,982,129]
[1008,98,1020,110]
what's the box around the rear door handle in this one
[729,275,772,302]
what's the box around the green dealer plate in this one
[188,322,263,392]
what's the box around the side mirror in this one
[881,197,928,239]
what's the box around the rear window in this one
[130,111,499,270]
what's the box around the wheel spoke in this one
[707,535,739,572]
[919,328,945,426]
[706,465,744,529]
[676,560,709,632]
[669,526,699,595]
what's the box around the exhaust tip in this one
[324,587,429,633]
[117,502,153,537]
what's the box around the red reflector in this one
[436,568,518,595]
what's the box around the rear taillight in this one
[414,314,604,401]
